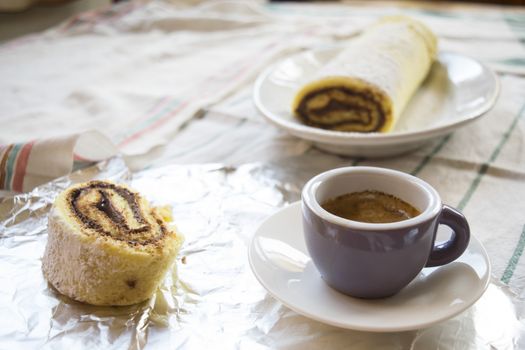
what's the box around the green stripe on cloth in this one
[411,135,452,176]
[457,102,525,211]
[501,225,525,284]
[505,14,525,29]
[411,9,459,19]
[0,144,13,189]
[504,14,525,46]
[496,58,525,67]
[4,143,22,190]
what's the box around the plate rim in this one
[248,201,492,332]
[253,50,500,146]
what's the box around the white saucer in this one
[253,48,499,157]
[248,202,491,332]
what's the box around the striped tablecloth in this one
[1,0,525,345]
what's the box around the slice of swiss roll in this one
[42,180,183,306]
[292,16,437,133]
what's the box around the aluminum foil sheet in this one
[1,157,525,349]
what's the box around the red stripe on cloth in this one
[12,141,35,192]
[118,99,191,148]
[116,96,172,142]
[117,62,253,148]
[118,41,279,148]
[73,153,94,162]
[60,1,142,33]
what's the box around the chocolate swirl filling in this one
[295,86,387,132]
[68,181,167,246]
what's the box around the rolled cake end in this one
[42,180,183,306]
[292,76,394,133]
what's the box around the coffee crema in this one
[321,190,420,223]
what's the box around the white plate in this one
[248,202,491,332]
[253,49,500,157]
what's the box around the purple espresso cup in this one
[302,166,470,299]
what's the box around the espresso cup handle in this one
[425,205,470,267]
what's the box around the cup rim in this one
[302,166,442,231]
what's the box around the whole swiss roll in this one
[293,16,437,133]
[42,180,183,306]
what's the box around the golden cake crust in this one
[42,180,183,306]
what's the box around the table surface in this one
[1,0,525,348]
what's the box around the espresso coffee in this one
[321,190,420,223]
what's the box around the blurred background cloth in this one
[5,0,522,14]
[1,0,524,190]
